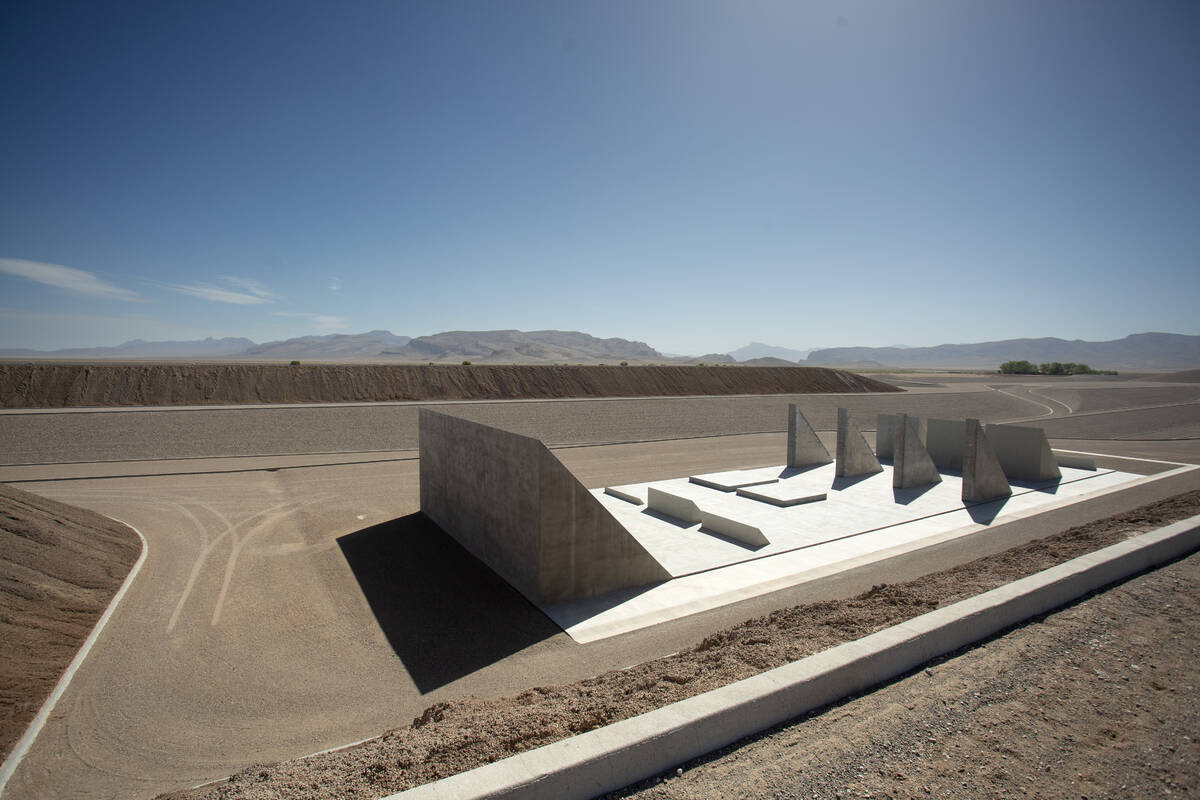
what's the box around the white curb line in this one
[387,512,1200,800]
[0,516,148,798]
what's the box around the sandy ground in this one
[0,364,896,408]
[0,485,140,758]
[612,551,1200,800]
[158,491,1200,799]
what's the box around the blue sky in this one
[2,1,1198,354]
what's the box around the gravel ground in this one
[159,491,1200,800]
[611,550,1200,800]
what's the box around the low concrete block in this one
[419,410,670,605]
[892,413,942,489]
[925,418,966,471]
[787,404,832,467]
[646,487,701,524]
[962,418,1012,504]
[1055,452,1098,471]
[837,408,883,478]
[735,486,827,507]
[689,475,778,492]
[984,423,1062,482]
[604,487,644,505]
[646,488,768,547]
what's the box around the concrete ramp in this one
[646,487,769,548]
[419,410,670,605]
[1055,452,1098,471]
[893,413,943,489]
[787,404,832,467]
[837,408,883,478]
[963,418,1012,504]
[984,423,1062,483]
[925,418,966,471]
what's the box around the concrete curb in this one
[386,513,1200,800]
[0,516,148,798]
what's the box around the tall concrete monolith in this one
[963,418,1012,503]
[877,413,925,460]
[984,423,1062,482]
[787,404,832,468]
[893,413,942,489]
[836,408,883,478]
[926,418,966,471]
[419,409,670,605]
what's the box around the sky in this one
[2,1,1198,355]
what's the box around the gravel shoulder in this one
[612,549,1200,800]
[159,491,1200,800]
[0,484,140,758]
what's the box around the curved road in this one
[0,379,1198,799]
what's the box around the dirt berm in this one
[0,485,141,759]
[0,364,898,408]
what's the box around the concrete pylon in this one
[877,413,925,460]
[893,413,942,489]
[836,408,883,478]
[984,423,1062,482]
[787,404,832,468]
[963,418,1012,503]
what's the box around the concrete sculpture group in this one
[419,406,1087,607]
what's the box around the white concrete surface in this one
[543,460,1183,643]
[389,514,1200,800]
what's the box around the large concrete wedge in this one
[984,423,1062,482]
[836,408,883,478]
[787,404,832,468]
[876,413,925,460]
[963,418,1012,503]
[419,409,670,605]
[893,413,942,489]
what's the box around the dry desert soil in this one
[157,490,1200,800]
[0,363,897,408]
[0,484,140,758]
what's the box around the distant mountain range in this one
[802,333,1200,370]
[0,329,660,364]
[3,330,1197,370]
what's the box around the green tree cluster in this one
[999,360,1116,376]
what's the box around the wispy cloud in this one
[0,258,142,301]
[273,311,348,332]
[222,276,277,301]
[164,275,278,305]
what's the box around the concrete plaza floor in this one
[545,459,1177,642]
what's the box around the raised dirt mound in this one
[159,491,1200,800]
[0,364,899,408]
[0,485,141,758]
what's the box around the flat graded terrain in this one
[0,485,140,758]
[0,374,1197,799]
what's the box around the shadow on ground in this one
[337,513,563,694]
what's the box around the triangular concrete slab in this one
[787,404,832,467]
[877,413,925,460]
[893,413,942,489]
[984,423,1062,482]
[963,418,1012,503]
[836,408,883,478]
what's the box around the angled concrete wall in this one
[925,418,966,471]
[984,423,1062,483]
[646,488,769,548]
[787,404,832,468]
[892,413,942,489]
[963,419,1012,504]
[419,410,670,605]
[836,408,883,478]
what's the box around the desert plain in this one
[0,366,1198,799]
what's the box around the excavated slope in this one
[0,364,899,408]
[0,485,141,757]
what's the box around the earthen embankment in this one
[0,364,899,408]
